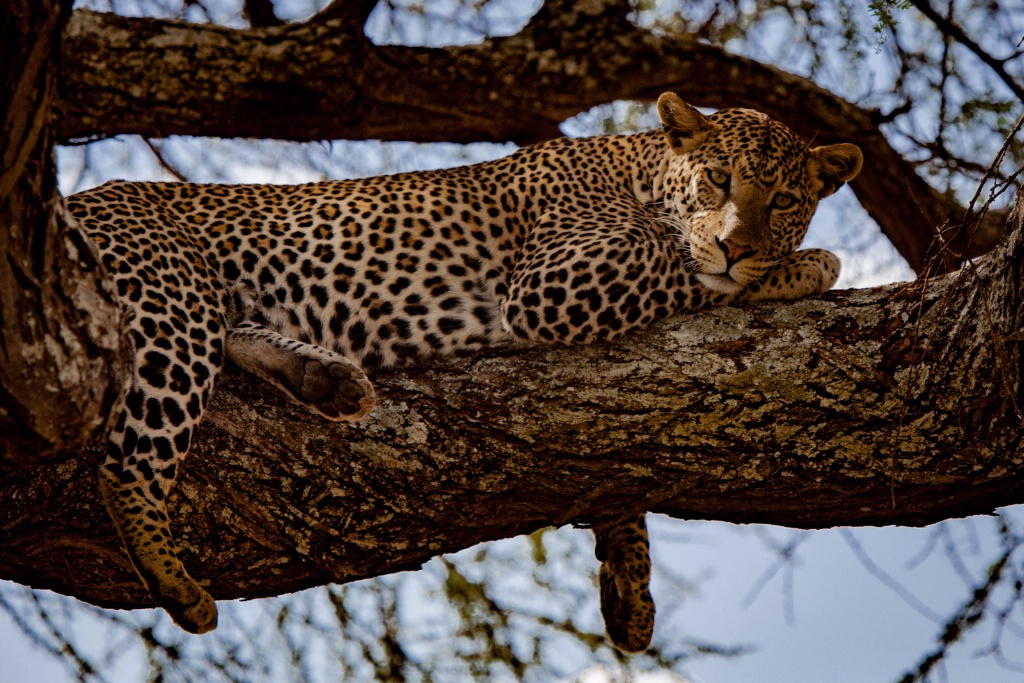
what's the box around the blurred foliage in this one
[896,516,1024,682]
[6,513,1024,681]
[868,0,914,38]
[0,528,742,681]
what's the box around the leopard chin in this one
[696,272,745,295]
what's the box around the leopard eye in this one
[771,193,797,210]
[706,168,730,189]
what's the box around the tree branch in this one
[0,0,126,465]
[2,188,1021,612]
[906,0,1024,105]
[56,5,992,274]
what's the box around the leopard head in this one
[656,92,863,295]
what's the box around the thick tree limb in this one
[1,190,1020,613]
[0,0,126,466]
[56,2,993,273]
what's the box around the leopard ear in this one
[808,143,863,198]
[657,92,714,154]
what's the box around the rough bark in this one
[55,0,995,273]
[0,0,126,466]
[1,188,1020,613]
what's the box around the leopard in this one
[67,92,862,652]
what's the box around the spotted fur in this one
[67,93,862,649]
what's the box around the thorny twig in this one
[897,515,1024,683]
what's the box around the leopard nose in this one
[716,237,755,265]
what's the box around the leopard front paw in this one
[800,248,841,293]
[746,248,840,301]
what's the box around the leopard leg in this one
[593,513,655,652]
[225,322,375,421]
[99,371,220,633]
[745,248,841,301]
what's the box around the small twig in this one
[840,529,943,623]
[142,138,187,182]
[741,529,808,626]
[952,113,1024,421]
[906,0,1024,104]
[896,516,1023,683]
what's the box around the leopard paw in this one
[594,514,656,652]
[297,357,376,421]
[226,323,376,422]
[161,580,218,635]
[599,562,655,652]
[746,248,840,301]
